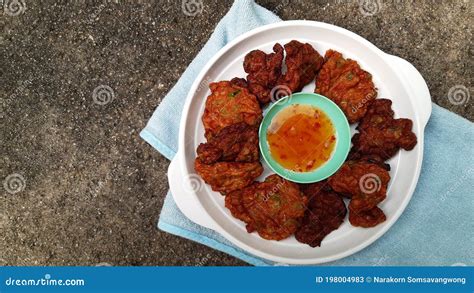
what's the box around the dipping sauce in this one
[267,104,336,172]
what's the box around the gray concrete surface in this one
[1,0,472,266]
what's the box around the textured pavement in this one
[1,0,472,266]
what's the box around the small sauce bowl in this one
[259,93,351,183]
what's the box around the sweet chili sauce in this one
[267,104,336,172]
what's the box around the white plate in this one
[168,21,431,265]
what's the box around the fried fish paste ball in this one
[202,81,262,139]
[349,206,386,228]
[225,174,308,241]
[196,122,259,164]
[328,160,390,211]
[352,99,417,159]
[243,44,284,105]
[315,50,377,123]
[295,183,347,247]
[194,160,263,194]
[277,40,324,94]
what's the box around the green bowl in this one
[259,92,351,183]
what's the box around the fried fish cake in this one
[277,40,324,94]
[196,122,259,164]
[328,159,390,212]
[230,77,248,88]
[295,182,347,247]
[225,174,307,241]
[194,160,263,195]
[357,98,394,131]
[225,187,254,224]
[298,181,332,203]
[346,151,391,171]
[349,206,386,228]
[348,190,386,213]
[243,43,284,105]
[315,50,377,123]
[352,99,417,159]
[202,81,262,139]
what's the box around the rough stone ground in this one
[1,0,472,266]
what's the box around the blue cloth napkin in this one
[140,0,474,266]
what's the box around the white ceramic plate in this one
[168,21,431,265]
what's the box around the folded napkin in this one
[140,0,474,266]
